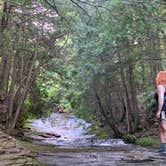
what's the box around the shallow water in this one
[30,142,166,166]
[25,113,166,165]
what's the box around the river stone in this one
[0,138,10,143]
[0,153,20,160]
[0,134,8,138]
[14,158,30,164]
[1,141,17,149]
[5,147,21,153]
[0,130,42,165]
[0,160,13,165]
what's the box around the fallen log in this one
[36,132,61,138]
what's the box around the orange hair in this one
[156,71,166,86]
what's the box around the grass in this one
[136,137,160,148]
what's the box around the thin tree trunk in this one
[118,53,131,133]
[128,62,139,130]
[11,39,39,130]
[8,56,18,127]
[94,90,123,137]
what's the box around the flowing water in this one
[24,113,166,166]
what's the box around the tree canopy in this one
[0,0,165,137]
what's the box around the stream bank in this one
[0,130,43,166]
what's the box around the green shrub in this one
[123,134,137,143]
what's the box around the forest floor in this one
[136,124,159,138]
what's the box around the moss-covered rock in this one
[123,134,137,143]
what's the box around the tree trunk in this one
[11,39,39,130]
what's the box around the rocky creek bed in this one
[0,113,163,166]
[18,112,166,166]
[0,130,42,166]
[19,138,166,166]
[1,128,166,166]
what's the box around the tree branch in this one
[70,0,91,18]
[74,0,111,12]
[43,0,59,14]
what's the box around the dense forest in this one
[0,0,165,138]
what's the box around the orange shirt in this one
[156,71,166,86]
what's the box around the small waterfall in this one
[26,113,126,147]
[31,113,94,139]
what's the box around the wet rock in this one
[0,153,19,160]
[36,149,166,166]
[5,147,21,153]
[14,158,30,164]
[1,141,17,149]
[0,160,13,165]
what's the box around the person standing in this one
[156,71,166,155]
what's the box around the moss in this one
[136,137,160,147]
[90,126,109,139]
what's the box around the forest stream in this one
[0,1,165,165]
[22,113,166,166]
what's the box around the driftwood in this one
[36,132,61,138]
